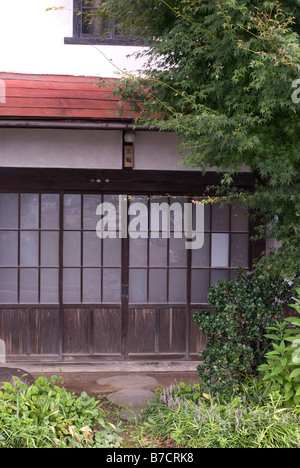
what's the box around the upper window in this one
[65,0,144,46]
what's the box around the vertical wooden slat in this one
[38,193,41,303]
[186,223,192,359]
[93,308,122,355]
[128,308,156,355]
[58,191,64,361]
[0,309,28,357]
[63,308,91,355]
[121,194,129,359]
[29,308,60,356]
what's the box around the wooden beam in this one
[0,167,254,194]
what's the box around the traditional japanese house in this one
[0,1,262,363]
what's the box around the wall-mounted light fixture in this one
[124,131,136,144]
[123,131,136,168]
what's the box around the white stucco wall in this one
[134,131,198,171]
[0,128,190,170]
[0,128,251,171]
[0,128,123,169]
[0,0,146,78]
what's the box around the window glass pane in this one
[21,194,39,229]
[191,233,210,267]
[82,14,112,36]
[129,269,147,304]
[40,269,59,304]
[169,197,186,233]
[64,194,81,230]
[211,233,229,267]
[129,238,148,267]
[20,268,38,303]
[104,195,120,230]
[169,237,187,267]
[83,195,102,230]
[102,268,121,304]
[41,232,59,267]
[20,231,39,267]
[128,196,148,236]
[212,203,229,232]
[0,232,18,266]
[83,231,101,267]
[231,270,239,281]
[231,205,248,232]
[191,269,210,304]
[83,268,101,303]
[150,196,169,233]
[63,232,81,267]
[231,234,249,267]
[83,0,105,7]
[192,199,210,231]
[0,194,18,229]
[41,194,60,230]
[63,268,81,303]
[103,238,121,267]
[82,0,111,36]
[211,269,230,285]
[169,269,187,303]
[0,269,18,303]
[149,269,167,303]
[149,237,167,267]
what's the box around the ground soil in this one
[32,371,200,396]
[31,370,200,448]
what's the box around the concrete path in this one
[96,374,160,422]
[1,360,200,374]
[96,374,158,393]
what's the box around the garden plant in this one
[193,270,292,394]
[0,375,123,448]
[258,288,300,406]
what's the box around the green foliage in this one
[161,381,204,403]
[194,270,292,394]
[258,289,300,406]
[140,382,300,448]
[0,375,123,448]
[97,0,300,279]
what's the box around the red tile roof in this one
[0,73,133,120]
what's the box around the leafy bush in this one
[194,270,292,394]
[258,289,300,406]
[140,383,300,448]
[0,375,123,448]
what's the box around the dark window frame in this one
[64,0,144,46]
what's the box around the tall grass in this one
[139,384,300,448]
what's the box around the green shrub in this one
[258,288,300,406]
[0,375,123,448]
[194,270,292,394]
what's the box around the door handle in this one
[122,285,129,297]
